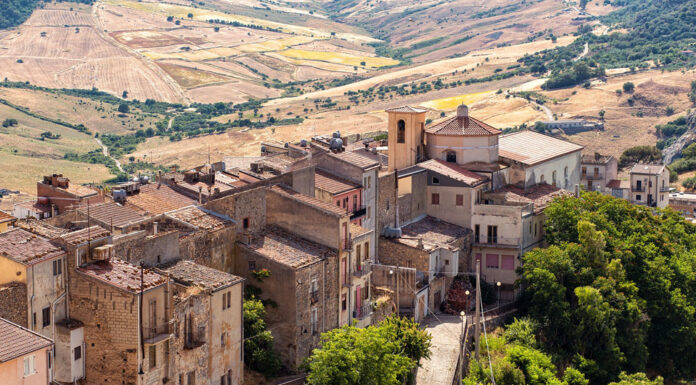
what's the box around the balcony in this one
[350,206,366,221]
[144,323,172,345]
[660,186,670,192]
[632,185,645,192]
[353,262,370,278]
[310,290,320,304]
[583,173,603,180]
[474,236,521,248]
[353,303,373,320]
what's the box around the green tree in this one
[623,82,635,93]
[244,297,281,377]
[608,372,663,385]
[117,103,130,113]
[306,315,431,385]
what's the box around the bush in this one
[623,82,635,93]
[618,146,661,168]
[117,103,129,113]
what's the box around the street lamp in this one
[459,310,466,383]
[496,281,501,308]
[465,290,471,312]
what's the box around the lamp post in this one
[459,310,466,384]
[496,281,501,309]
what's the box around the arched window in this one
[552,171,557,187]
[564,166,568,177]
[446,151,456,163]
[540,174,546,184]
[397,120,405,143]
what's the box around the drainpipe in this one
[30,264,35,331]
[347,250,352,325]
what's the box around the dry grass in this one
[158,63,231,88]
[276,49,399,68]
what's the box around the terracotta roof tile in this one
[490,184,572,214]
[499,131,583,166]
[160,260,243,291]
[395,216,469,250]
[126,183,195,215]
[0,211,15,224]
[165,206,232,230]
[77,202,149,228]
[77,259,166,293]
[0,228,65,265]
[581,154,614,165]
[630,164,666,175]
[269,185,347,217]
[242,226,335,269]
[328,150,380,169]
[60,226,110,246]
[417,159,488,187]
[14,219,69,240]
[315,169,361,195]
[385,106,427,113]
[426,115,501,136]
[0,318,53,362]
[350,223,371,239]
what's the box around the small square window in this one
[456,194,463,206]
[242,218,249,230]
[248,261,256,271]
[42,307,50,327]
[432,177,440,184]
[431,193,440,205]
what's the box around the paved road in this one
[415,314,465,385]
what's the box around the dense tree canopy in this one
[306,315,432,385]
[517,192,696,383]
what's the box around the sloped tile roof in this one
[426,116,501,136]
[491,184,572,214]
[269,185,347,217]
[630,164,666,175]
[126,183,195,215]
[0,211,15,224]
[0,318,53,362]
[77,202,149,228]
[417,159,488,187]
[315,169,361,195]
[77,259,166,293]
[328,150,380,169]
[160,260,243,291]
[165,206,231,231]
[0,228,65,265]
[385,106,427,113]
[242,226,335,269]
[499,131,583,166]
[60,226,110,246]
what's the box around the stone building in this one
[0,229,67,339]
[669,192,696,219]
[71,258,171,385]
[34,174,102,215]
[629,164,670,208]
[378,216,468,321]
[581,153,618,193]
[0,317,54,385]
[158,260,244,385]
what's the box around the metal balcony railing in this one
[632,185,645,192]
[350,206,366,220]
[584,173,603,180]
[474,236,521,247]
[660,186,670,192]
[143,323,171,343]
[353,262,370,278]
[353,303,372,320]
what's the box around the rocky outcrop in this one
[664,110,696,165]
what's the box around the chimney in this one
[457,104,469,118]
[417,237,423,249]
[51,204,56,218]
[153,221,158,235]
[157,171,162,187]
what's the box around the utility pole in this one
[475,258,481,361]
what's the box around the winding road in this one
[95,137,124,173]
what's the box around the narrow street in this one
[415,314,465,385]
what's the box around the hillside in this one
[1,0,40,29]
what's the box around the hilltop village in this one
[0,105,677,384]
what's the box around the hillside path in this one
[95,138,124,173]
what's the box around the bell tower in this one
[386,106,427,171]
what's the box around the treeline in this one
[517,193,696,383]
[521,0,696,89]
[1,0,41,29]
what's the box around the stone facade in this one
[0,282,28,326]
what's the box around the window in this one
[221,332,226,347]
[636,194,642,201]
[53,259,62,276]
[487,225,497,244]
[474,225,480,243]
[356,244,361,261]
[432,176,440,185]
[486,254,499,269]
[431,193,440,205]
[149,345,157,368]
[582,166,586,176]
[368,176,371,189]
[540,174,546,184]
[32,312,36,328]
[552,171,557,187]
[534,223,538,237]
[342,294,347,311]
[242,218,249,230]
[564,166,568,177]
[222,292,231,310]
[353,195,358,211]
[343,197,348,209]
[311,308,318,335]
[456,194,463,206]
[364,242,369,261]
[446,151,456,163]
[226,292,231,309]
[336,201,340,207]
[502,255,515,270]
[248,261,256,271]
[397,120,405,143]
[188,371,196,385]
[42,307,50,327]
[23,355,36,376]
